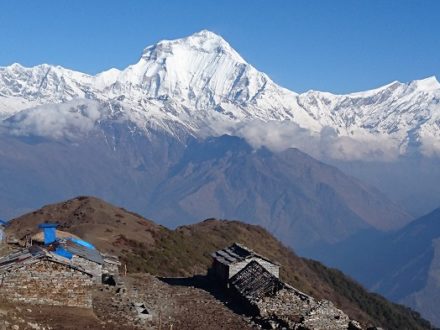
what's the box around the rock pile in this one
[255,288,362,329]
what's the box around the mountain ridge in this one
[306,207,440,326]
[1,30,439,161]
[4,195,432,330]
[0,133,411,250]
[145,135,411,241]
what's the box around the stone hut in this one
[210,243,279,284]
[230,260,287,302]
[0,223,120,308]
[0,245,95,308]
[229,261,361,330]
[102,253,121,277]
[53,237,104,281]
[36,223,120,281]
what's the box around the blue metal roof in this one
[38,223,58,229]
[0,219,7,226]
[70,237,96,250]
[57,239,103,265]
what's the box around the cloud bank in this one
[215,120,404,161]
[1,99,104,140]
[1,100,438,161]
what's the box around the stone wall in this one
[71,255,102,282]
[254,288,357,329]
[211,259,229,283]
[0,259,94,308]
[103,260,119,276]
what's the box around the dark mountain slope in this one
[6,196,431,329]
[0,126,184,219]
[307,208,440,326]
[146,135,410,251]
[0,131,410,252]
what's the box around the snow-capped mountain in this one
[0,29,439,159]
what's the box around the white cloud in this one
[233,120,317,153]
[2,99,103,140]
[211,119,403,161]
[319,130,401,161]
[420,135,440,158]
[2,100,437,161]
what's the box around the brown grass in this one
[7,196,432,329]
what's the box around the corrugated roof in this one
[57,239,104,265]
[0,245,94,276]
[0,248,38,272]
[211,243,278,266]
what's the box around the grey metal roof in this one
[58,239,104,265]
[0,245,94,276]
[211,243,278,266]
[0,248,39,273]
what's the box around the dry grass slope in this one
[7,196,432,330]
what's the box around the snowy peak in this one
[346,80,403,98]
[409,76,440,92]
[0,61,91,105]
[0,30,295,125]
[0,30,439,160]
[141,30,244,63]
[106,29,282,108]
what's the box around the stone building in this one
[210,243,279,284]
[0,245,95,308]
[36,223,119,281]
[102,253,121,277]
[0,223,120,308]
[229,261,362,330]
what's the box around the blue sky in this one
[0,0,439,93]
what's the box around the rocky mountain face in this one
[0,128,410,252]
[5,196,432,329]
[145,135,409,251]
[307,207,440,327]
[0,122,185,219]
